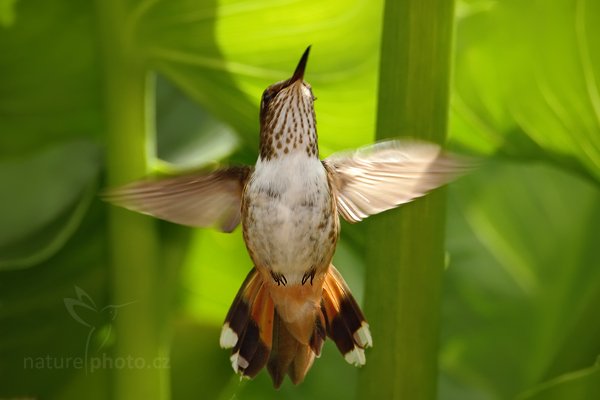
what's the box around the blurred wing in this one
[323,140,472,223]
[103,166,252,232]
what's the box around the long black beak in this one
[290,46,311,83]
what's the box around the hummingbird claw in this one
[270,271,287,286]
[301,268,316,286]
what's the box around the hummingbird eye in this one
[260,90,276,121]
[262,91,273,105]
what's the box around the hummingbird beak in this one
[290,46,311,84]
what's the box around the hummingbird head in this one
[259,46,318,161]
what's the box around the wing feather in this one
[103,166,252,232]
[324,140,472,223]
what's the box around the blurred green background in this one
[1,0,600,399]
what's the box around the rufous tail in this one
[220,265,372,388]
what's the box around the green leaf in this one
[154,75,239,172]
[442,161,600,398]
[0,0,102,157]
[0,0,103,268]
[136,0,382,155]
[451,0,600,182]
[0,0,19,27]
[518,360,600,400]
[0,140,101,269]
[0,200,109,398]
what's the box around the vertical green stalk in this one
[96,1,169,399]
[359,1,455,399]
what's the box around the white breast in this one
[243,153,335,284]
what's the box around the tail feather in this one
[266,311,319,388]
[322,265,372,366]
[267,309,327,388]
[220,268,274,379]
[266,313,298,388]
[288,340,316,385]
[219,269,258,349]
[220,264,371,387]
[309,310,326,357]
[243,284,274,377]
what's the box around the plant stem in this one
[359,1,455,399]
[96,1,169,399]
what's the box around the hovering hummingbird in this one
[106,46,467,388]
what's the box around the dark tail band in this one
[220,268,274,379]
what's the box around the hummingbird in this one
[106,46,467,388]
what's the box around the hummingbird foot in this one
[301,268,316,285]
[270,271,287,286]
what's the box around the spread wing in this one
[103,166,252,232]
[323,140,471,223]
